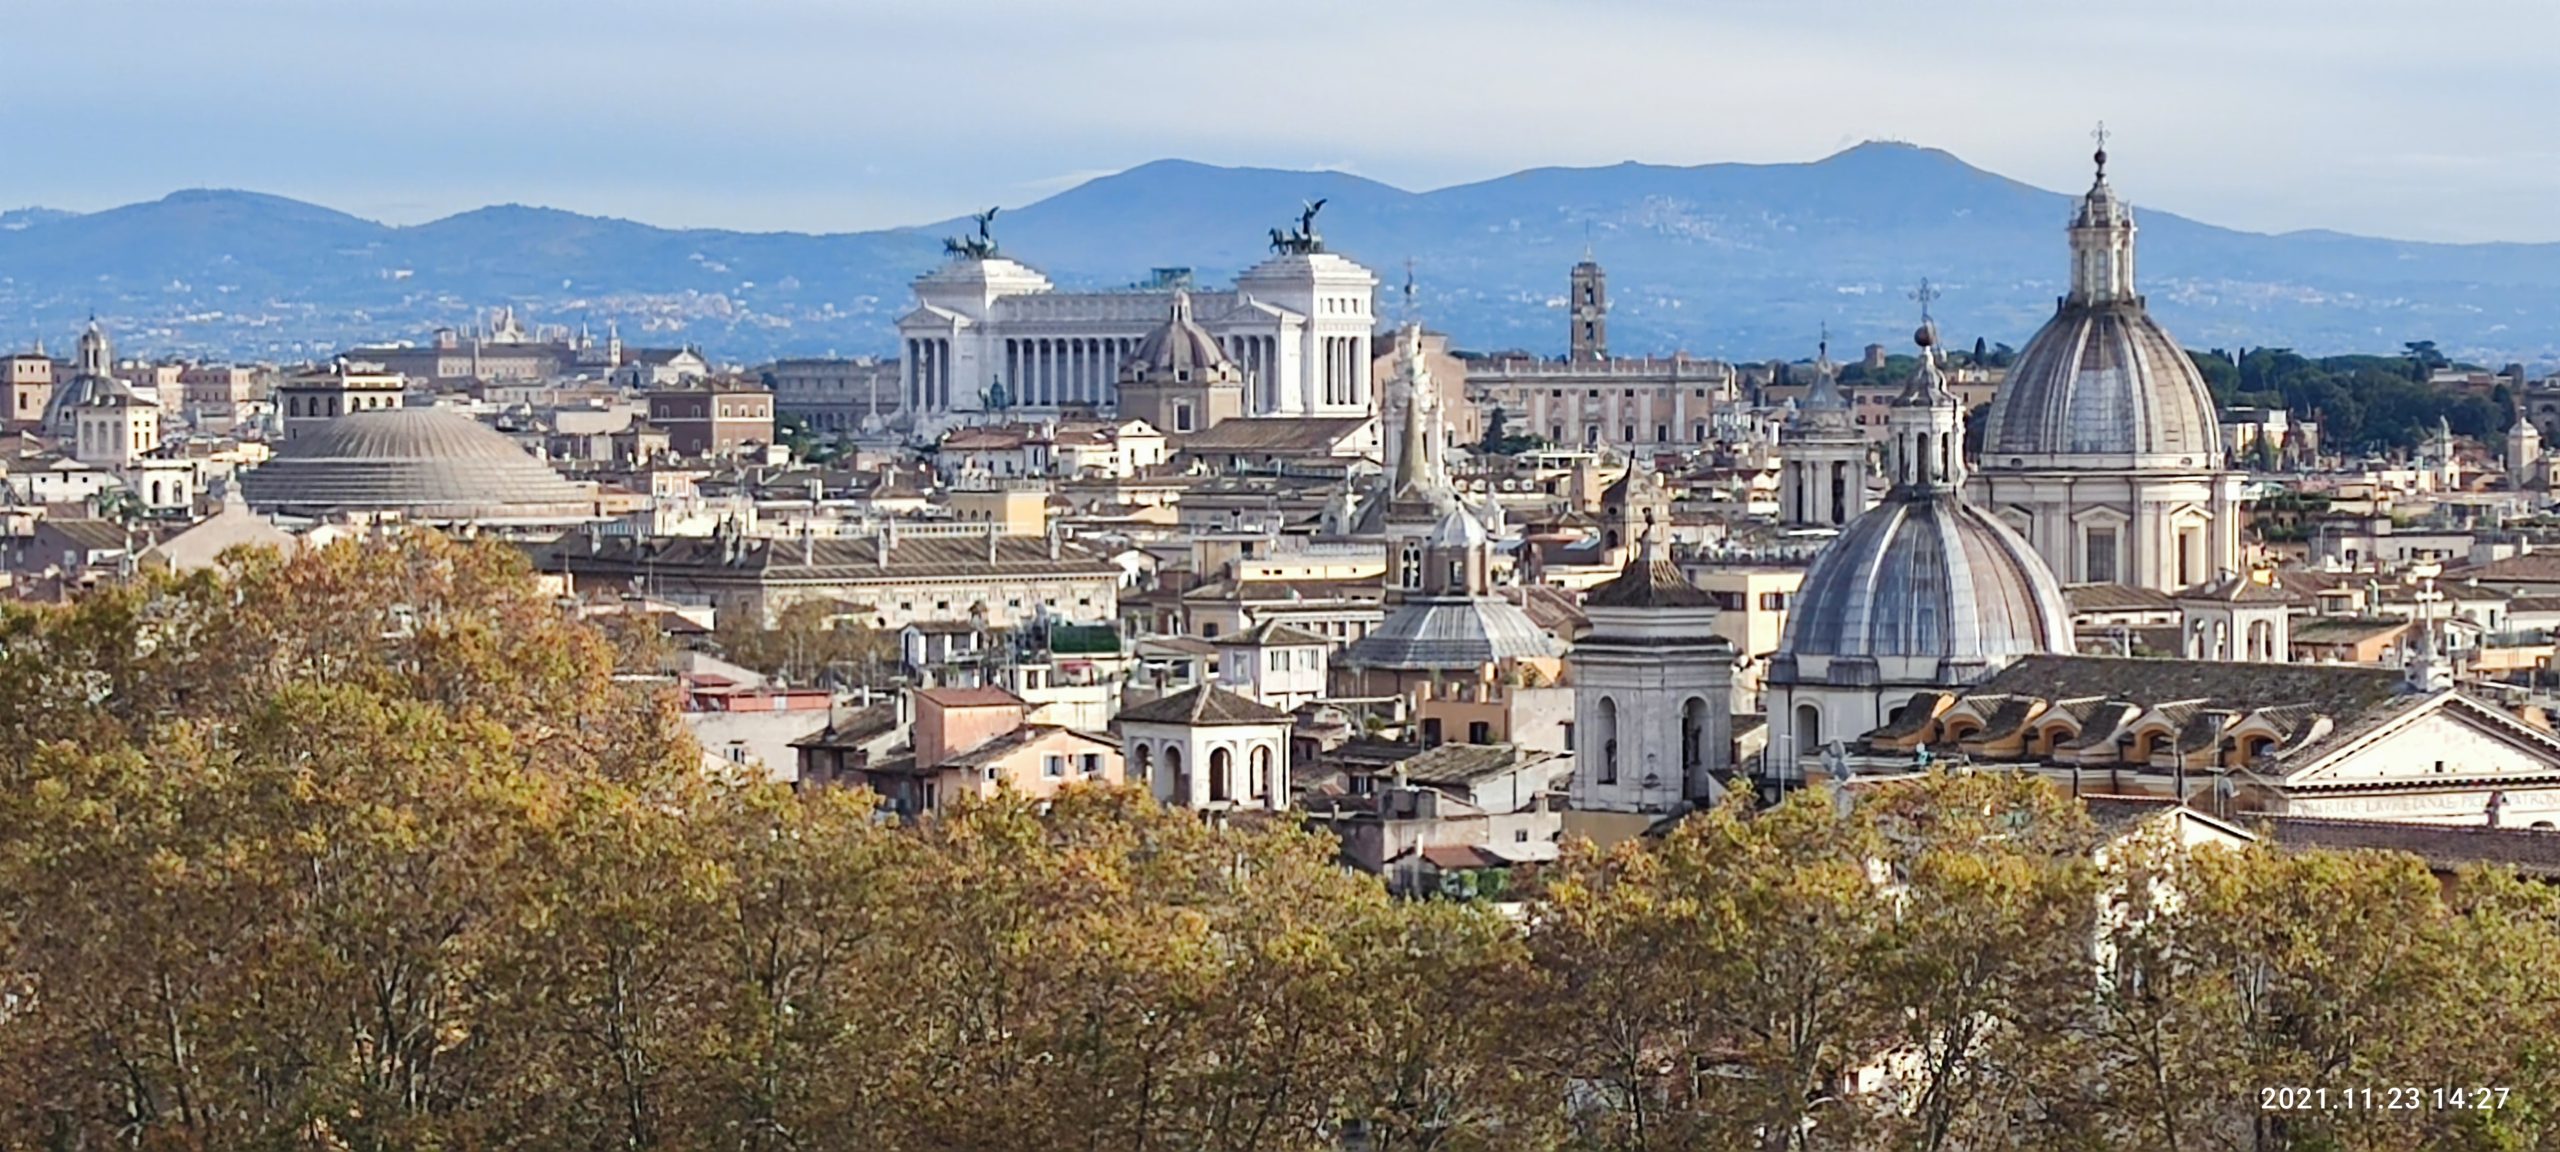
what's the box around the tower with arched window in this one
[1568,522,1735,818]
[1116,683,1294,813]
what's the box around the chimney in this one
[878,519,894,569]
[1047,522,1061,561]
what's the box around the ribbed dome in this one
[1119,291,1240,385]
[1980,152,2223,470]
[240,408,595,522]
[1980,304,2223,467]
[1775,493,2074,678]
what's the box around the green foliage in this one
[2207,344,2499,451]
[712,598,897,686]
[3,539,2558,1151]
[1479,404,1548,457]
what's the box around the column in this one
[905,340,918,412]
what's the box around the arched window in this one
[1166,746,1185,800]
[1133,743,1153,784]
[1795,702,1823,759]
[1209,748,1232,803]
[1250,745,1272,800]
[1596,697,1620,785]
[1681,696,1709,778]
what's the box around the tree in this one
[713,598,897,686]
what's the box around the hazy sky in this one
[11,0,2560,242]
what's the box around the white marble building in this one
[897,246,1378,436]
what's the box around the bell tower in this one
[1569,258,1607,363]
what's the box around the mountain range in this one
[4,142,2559,366]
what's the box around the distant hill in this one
[6,143,2560,365]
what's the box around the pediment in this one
[2283,693,2560,790]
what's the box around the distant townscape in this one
[20,143,2560,364]
[7,140,2560,1147]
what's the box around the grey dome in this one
[1120,290,1240,385]
[240,408,595,522]
[1342,597,1560,672]
[1980,155,2223,471]
[1979,304,2223,467]
[1773,493,2073,682]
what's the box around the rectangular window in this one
[1760,592,1788,610]
[1080,753,1101,776]
[2086,528,2119,585]
[1043,755,1065,778]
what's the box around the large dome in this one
[240,408,596,522]
[1980,304,2223,468]
[1979,153,2224,471]
[1774,492,2074,681]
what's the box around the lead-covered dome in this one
[1979,148,2224,470]
[1119,290,1241,386]
[240,408,596,522]
[1773,493,2074,682]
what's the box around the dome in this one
[1979,150,2224,470]
[1119,290,1240,386]
[1342,597,1560,672]
[1774,492,2074,679]
[240,408,596,522]
[1981,305,2223,467]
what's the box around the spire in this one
[1390,324,1435,498]
[2066,123,2138,306]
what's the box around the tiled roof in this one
[1212,620,1332,648]
[1390,742,1557,788]
[2175,572,2306,605]
[1175,417,1369,454]
[1968,655,2404,719]
[1117,684,1290,726]
[790,702,900,750]
[917,686,1025,710]
[2291,617,2409,645]
[535,531,1120,582]
[2262,816,2560,877]
[2464,553,2560,584]
[1584,556,1716,610]
[39,518,131,552]
[942,725,1116,771]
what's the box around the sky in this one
[10,0,2560,243]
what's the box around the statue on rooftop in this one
[943,206,1001,259]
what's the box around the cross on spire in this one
[2091,120,2110,180]
[1401,257,1417,325]
[1909,278,1940,324]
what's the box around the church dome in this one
[1120,290,1240,385]
[1774,492,2074,680]
[1978,148,2224,470]
[240,408,596,522]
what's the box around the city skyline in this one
[12,0,2560,243]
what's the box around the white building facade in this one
[897,250,1379,436]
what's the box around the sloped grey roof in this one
[1343,595,1560,671]
[1584,556,1715,610]
[1118,684,1290,726]
[241,408,595,521]
[1775,491,2074,675]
